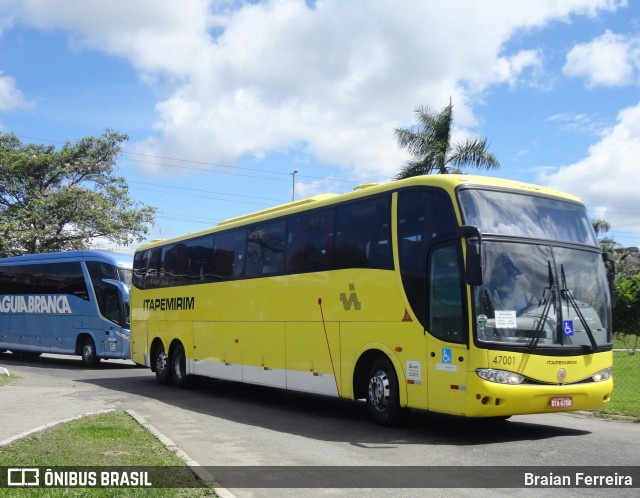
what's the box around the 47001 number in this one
[492,355,516,366]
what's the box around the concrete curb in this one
[125,409,236,498]
[0,409,116,447]
[0,408,236,498]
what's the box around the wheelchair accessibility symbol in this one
[441,348,452,364]
[563,320,574,337]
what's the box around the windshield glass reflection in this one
[474,242,611,348]
[459,189,598,246]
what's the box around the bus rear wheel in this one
[171,343,190,388]
[154,345,172,385]
[81,337,100,367]
[366,356,401,426]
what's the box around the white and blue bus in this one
[0,250,132,366]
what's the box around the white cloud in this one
[0,72,32,111]
[541,102,640,240]
[563,30,640,87]
[128,0,623,178]
[1,0,625,178]
[546,112,612,136]
[7,0,216,78]
[493,50,544,89]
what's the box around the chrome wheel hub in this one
[368,369,390,412]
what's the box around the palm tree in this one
[394,100,500,179]
[592,218,617,253]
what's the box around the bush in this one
[614,273,640,354]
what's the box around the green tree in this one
[590,217,640,277]
[394,100,500,179]
[0,130,156,256]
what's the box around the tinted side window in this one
[334,196,392,270]
[245,220,286,277]
[185,235,214,284]
[146,248,162,289]
[213,228,246,279]
[87,261,121,313]
[86,261,119,282]
[161,243,187,287]
[133,250,149,289]
[102,286,123,325]
[0,263,88,299]
[286,209,335,273]
[398,188,457,326]
[428,243,465,343]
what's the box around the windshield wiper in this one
[527,261,556,352]
[560,264,597,351]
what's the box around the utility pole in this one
[291,169,298,201]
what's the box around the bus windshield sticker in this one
[441,348,452,364]
[563,320,574,336]
[435,363,457,372]
[407,360,421,384]
[494,310,517,329]
[436,348,457,372]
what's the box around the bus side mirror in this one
[458,225,483,286]
[602,252,616,308]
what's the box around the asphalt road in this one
[0,352,638,498]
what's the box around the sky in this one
[1,0,639,250]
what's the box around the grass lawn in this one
[0,374,15,387]
[599,350,640,419]
[0,411,218,497]
[599,334,640,419]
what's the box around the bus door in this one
[98,279,130,357]
[425,242,468,415]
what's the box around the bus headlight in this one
[476,368,524,385]
[591,368,612,382]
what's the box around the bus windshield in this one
[117,268,133,287]
[458,189,598,246]
[458,189,611,350]
[472,242,611,348]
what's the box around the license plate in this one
[550,396,573,408]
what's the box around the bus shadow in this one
[78,372,592,447]
[0,351,139,371]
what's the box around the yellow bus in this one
[130,175,615,425]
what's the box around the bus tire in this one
[171,343,190,388]
[154,345,172,385]
[366,356,401,426]
[81,337,100,367]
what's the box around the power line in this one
[121,150,362,186]
[13,134,363,188]
[131,185,274,208]
[128,180,286,203]
[155,211,218,225]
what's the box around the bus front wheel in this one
[171,343,190,388]
[81,337,100,367]
[366,356,401,426]
[154,345,172,385]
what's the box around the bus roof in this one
[134,174,584,251]
[0,250,133,268]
